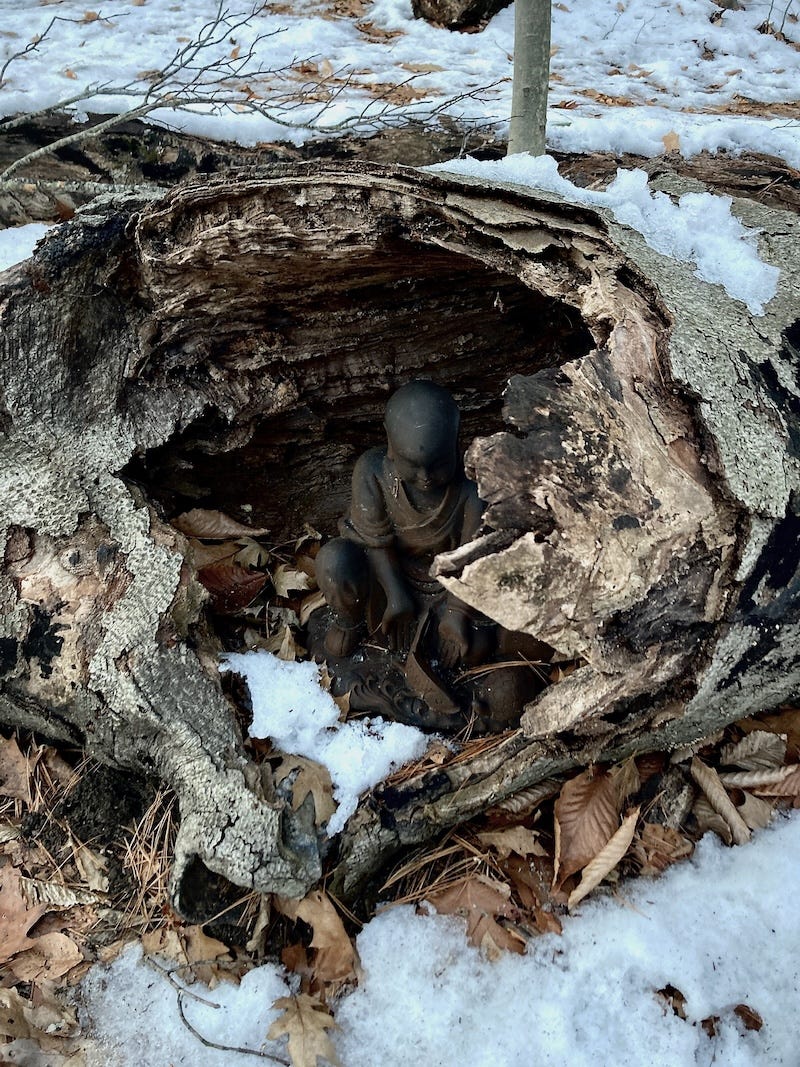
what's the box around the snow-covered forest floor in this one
[1,0,799,1064]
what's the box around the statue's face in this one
[391,448,457,492]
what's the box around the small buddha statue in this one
[311,380,551,732]
[315,380,491,667]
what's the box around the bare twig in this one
[176,991,291,1064]
[0,0,504,185]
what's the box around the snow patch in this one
[220,651,429,834]
[425,154,779,315]
[78,813,800,1065]
[0,223,52,272]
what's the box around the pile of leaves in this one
[2,703,798,1064]
[173,507,325,661]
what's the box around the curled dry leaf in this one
[734,1003,763,1031]
[610,757,641,804]
[267,993,341,1067]
[568,807,640,909]
[197,563,268,614]
[72,837,109,893]
[718,764,796,788]
[19,876,100,909]
[690,758,750,845]
[752,765,800,797]
[274,889,359,984]
[273,564,314,598]
[554,767,620,888]
[300,589,327,626]
[275,755,336,827]
[172,507,269,539]
[720,730,786,770]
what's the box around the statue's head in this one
[385,380,460,492]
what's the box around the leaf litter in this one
[3,506,800,1064]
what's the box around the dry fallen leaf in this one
[0,735,33,801]
[752,765,800,797]
[662,130,681,153]
[428,874,525,960]
[172,508,269,539]
[477,826,548,860]
[273,564,313,598]
[234,537,272,570]
[692,795,733,844]
[553,767,620,888]
[197,562,268,614]
[72,837,109,893]
[634,822,693,876]
[690,758,750,845]
[739,707,800,759]
[299,589,326,626]
[275,890,358,984]
[568,806,640,909]
[0,864,49,963]
[275,755,336,827]
[355,20,404,40]
[266,624,305,662]
[732,790,774,831]
[0,986,77,1042]
[720,730,786,770]
[267,994,341,1067]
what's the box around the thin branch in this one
[176,991,291,1064]
[0,0,505,185]
[0,13,126,87]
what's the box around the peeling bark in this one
[0,161,798,909]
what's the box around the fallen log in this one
[0,161,798,911]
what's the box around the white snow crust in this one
[78,813,800,1066]
[0,223,52,271]
[0,0,797,166]
[427,153,780,314]
[220,651,429,834]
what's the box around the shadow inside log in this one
[124,241,593,542]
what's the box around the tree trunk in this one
[1,161,798,912]
[508,0,551,155]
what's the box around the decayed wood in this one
[0,161,798,909]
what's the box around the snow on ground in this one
[0,222,51,270]
[221,652,429,834]
[426,153,780,314]
[0,0,798,164]
[78,811,800,1066]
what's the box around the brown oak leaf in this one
[428,874,525,959]
[275,890,358,984]
[267,994,341,1067]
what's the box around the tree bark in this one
[0,161,798,910]
[508,0,551,156]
